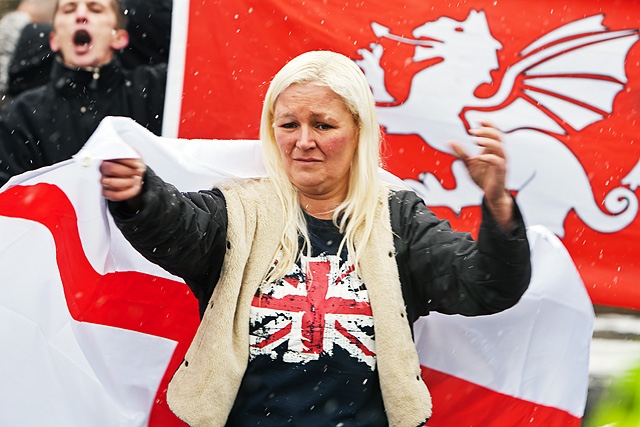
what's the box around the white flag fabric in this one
[0,117,594,426]
[416,225,594,425]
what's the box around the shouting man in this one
[0,0,167,187]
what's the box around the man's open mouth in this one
[73,30,92,46]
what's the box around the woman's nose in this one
[296,126,316,150]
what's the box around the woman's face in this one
[273,83,358,201]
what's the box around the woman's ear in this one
[110,29,129,51]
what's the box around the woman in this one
[100,50,531,427]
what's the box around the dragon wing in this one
[463,15,639,135]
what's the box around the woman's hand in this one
[99,159,146,210]
[449,121,514,231]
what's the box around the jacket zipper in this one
[89,67,100,90]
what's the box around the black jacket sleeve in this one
[108,168,228,316]
[390,190,531,323]
[0,88,48,186]
[7,22,54,96]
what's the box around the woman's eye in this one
[317,123,332,130]
[280,122,297,129]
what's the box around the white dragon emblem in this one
[356,10,640,237]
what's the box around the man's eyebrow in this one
[59,1,108,9]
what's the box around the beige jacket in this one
[166,178,432,426]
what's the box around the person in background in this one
[0,0,166,187]
[4,19,56,101]
[117,0,172,69]
[0,0,56,107]
[99,50,532,426]
[4,0,172,99]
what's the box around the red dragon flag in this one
[164,0,640,310]
[0,117,593,426]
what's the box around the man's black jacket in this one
[0,58,166,186]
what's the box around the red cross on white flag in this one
[0,116,593,427]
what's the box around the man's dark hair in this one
[112,0,128,30]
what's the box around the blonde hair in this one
[260,50,385,281]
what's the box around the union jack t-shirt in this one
[225,213,387,426]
